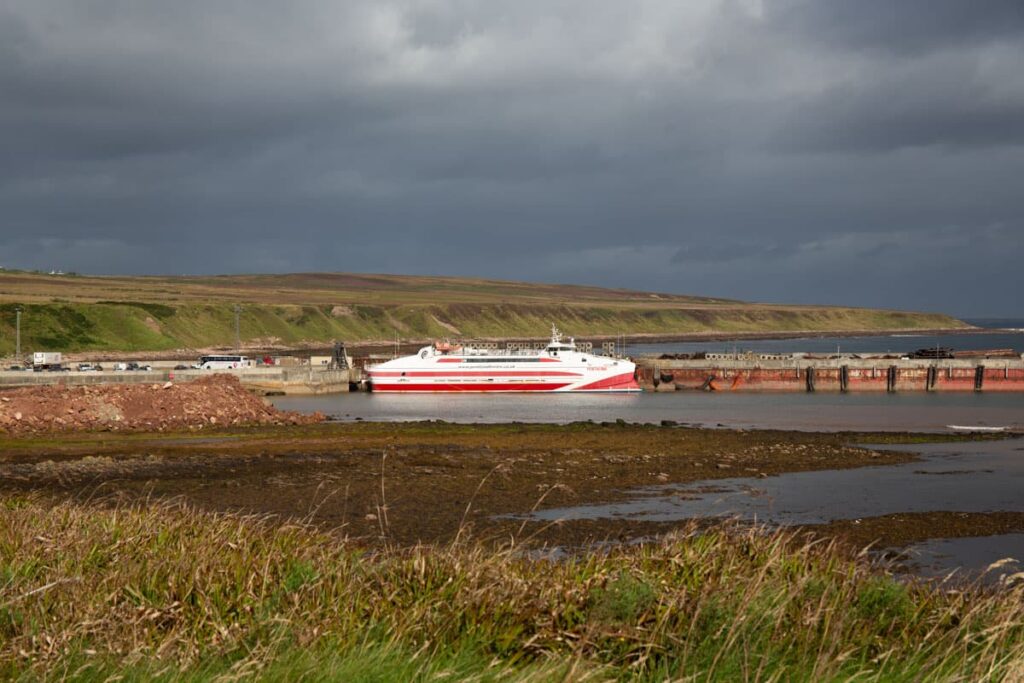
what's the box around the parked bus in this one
[193,355,252,370]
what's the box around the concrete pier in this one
[0,367,355,395]
[635,356,1024,392]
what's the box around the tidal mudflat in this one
[0,422,1009,552]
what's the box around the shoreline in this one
[340,326,989,354]
[1,420,1014,552]
[35,326,1000,363]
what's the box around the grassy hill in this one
[0,271,968,354]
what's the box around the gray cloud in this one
[770,0,1024,56]
[0,1,1022,316]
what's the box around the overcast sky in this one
[1,1,1022,316]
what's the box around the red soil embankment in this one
[0,374,324,435]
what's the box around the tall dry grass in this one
[1,495,1023,681]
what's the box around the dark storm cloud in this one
[771,0,1024,55]
[0,1,1022,315]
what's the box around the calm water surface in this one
[525,438,1024,581]
[907,534,1024,583]
[627,318,1024,356]
[528,439,1024,525]
[273,391,1024,432]
[278,320,1024,431]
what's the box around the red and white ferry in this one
[367,326,640,393]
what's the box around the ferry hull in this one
[371,371,640,393]
[367,329,640,393]
[368,370,638,393]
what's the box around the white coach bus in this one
[193,355,252,370]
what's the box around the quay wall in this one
[635,357,1024,392]
[0,368,355,395]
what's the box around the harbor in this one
[0,365,354,395]
[633,354,1024,392]
[4,340,1024,396]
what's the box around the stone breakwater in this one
[0,374,325,434]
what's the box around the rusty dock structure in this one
[634,352,1024,393]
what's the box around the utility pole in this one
[233,304,241,352]
[15,305,22,361]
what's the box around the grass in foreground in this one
[2,497,1023,681]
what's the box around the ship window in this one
[401,372,406,376]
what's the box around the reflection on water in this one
[905,535,1024,584]
[525,438,1024,578]
[273,391,1024,432]
[529,440,1024,525]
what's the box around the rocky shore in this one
[0,374,324,434]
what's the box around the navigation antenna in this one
[551,324,562,344]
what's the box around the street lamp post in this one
[233,304,241,352]
[15,305,22,362]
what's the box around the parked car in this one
[6,365,24,371]
[77,363,96,371]
[174,364,188,370]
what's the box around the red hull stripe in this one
[429,357,561,363]
[573,372,640,391]
[372,382,572,392]
[369,370,582,378]
[398,357,562,364]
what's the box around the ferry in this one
[367,326,641,393]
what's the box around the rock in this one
[0,373,323,434]
[14,412,22,420]
[716,463,731,470]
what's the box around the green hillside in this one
[0,271,967,354]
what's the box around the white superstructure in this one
[368,326,640,393]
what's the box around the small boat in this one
[946,425,1008,432]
